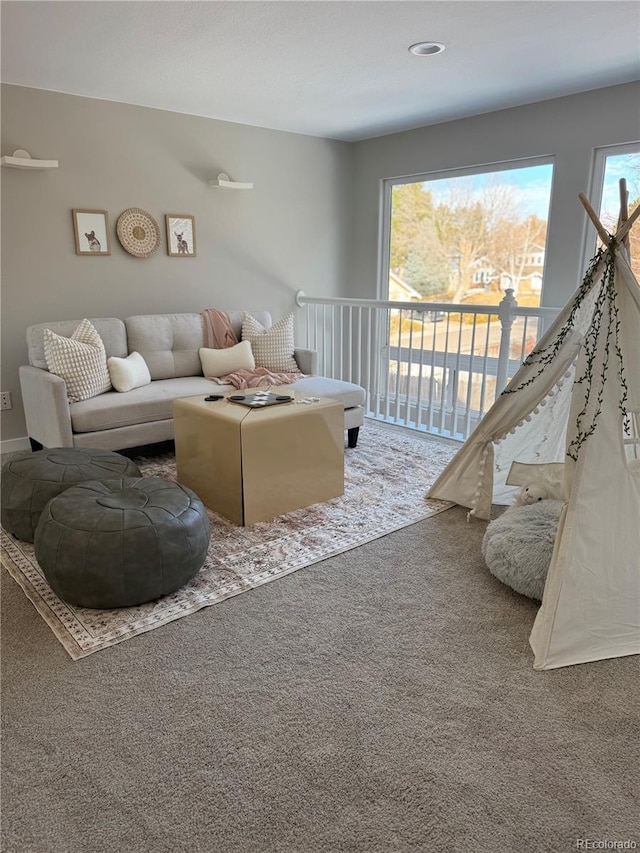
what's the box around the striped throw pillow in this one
[241,313,300,373]
[43,319,112,402]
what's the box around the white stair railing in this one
[296,290,560,442]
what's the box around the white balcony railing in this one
[296,290,561,442]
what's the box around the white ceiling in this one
[2,1,639,142]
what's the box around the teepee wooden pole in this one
[619,179,629,221]
[618,179,630,249]
[578,192,611,244]
[579,189,640,246]
[616,202,640,244]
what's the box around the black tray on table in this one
[227,391,294,408]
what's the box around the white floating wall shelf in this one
[1,149,59,170]
[208,172,253,190]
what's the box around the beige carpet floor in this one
[2,493,638,852]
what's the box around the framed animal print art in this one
[166,214,196,258]
[72,209,111,256]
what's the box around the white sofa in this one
[19,312,366,452]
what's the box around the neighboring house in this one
[500,245,546,295]
[522,271,543,293]
[389,271,422,302]
[471,257,497,288]
[471,247,546,296]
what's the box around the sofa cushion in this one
[242,312,300,373]
[199,341,255,378]
[124,314,204,380]
[27,318,128,370]
[70,378,229,433]
[43,319,112,403]
[124,312,275,382]
[289,376,366,410]
[107,352,152,393]
[68,376,365,434]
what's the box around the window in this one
[383,160,554,308]
[378,160,555,438]
[589,144,640,279]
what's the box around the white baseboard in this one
[0,436,31,454]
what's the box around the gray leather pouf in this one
[1,447,142,543]
[34,477,211,609]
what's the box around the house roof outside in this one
[1,1,639,141]
[389,272,422,301]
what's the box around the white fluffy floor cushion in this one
[482,500,564,600]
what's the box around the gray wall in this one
[0,84,354,441]
[351,82,640,305]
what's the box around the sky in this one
[423,163,554,219]
[418,151,640,222]
[601,152,640,218]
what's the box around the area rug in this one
[1,422,455,659]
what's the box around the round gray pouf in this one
[481,500,563,600]
[34,477,211,609]
[1,447,142,543]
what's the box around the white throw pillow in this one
[43,319,112,403]
[241,313,300,373]
[107,351,152,393]
[199,340,255,378]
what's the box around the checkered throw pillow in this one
[43,319,112,402]
[241,313,300,373]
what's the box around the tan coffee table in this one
[173,390,344,525]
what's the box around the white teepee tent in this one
[427,188,640,670]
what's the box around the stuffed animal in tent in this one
[515,470,565,506]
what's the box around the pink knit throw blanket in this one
[201,308,238,349]
[201,308,303,389]
[210,367,301,389]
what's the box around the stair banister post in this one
[496,288,518,393]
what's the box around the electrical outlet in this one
[0,391,12,410]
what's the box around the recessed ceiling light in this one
[408,42,446,56]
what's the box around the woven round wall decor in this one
[116,208,161,258]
